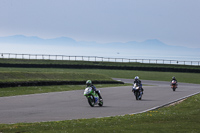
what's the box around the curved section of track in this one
[0,78,199,124]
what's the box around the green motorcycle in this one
[83,87,103,107]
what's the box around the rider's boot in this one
[141,88,144,94]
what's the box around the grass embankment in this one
[0,71,112,83]
[1,67,200,84]
[0,93,199,132]
[0,70,124,97]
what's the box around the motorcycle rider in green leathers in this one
[86,80,102,100]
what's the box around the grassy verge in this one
[0,71,112,82]
[1,67,200,84]
[0,67,200,97]
[0,84,131,97]
[0,93,199,133]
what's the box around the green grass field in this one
[0,84,131,97]
[1,67,200,84]
[0,58,200,132]
[0,71,112,82]
[0,67,200,97]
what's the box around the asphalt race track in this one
[0,78,199,124]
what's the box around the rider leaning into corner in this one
[86,80,103,100]
[133,76,144,94]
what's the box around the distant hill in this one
[0,35,199,59]
[0,35,76,45]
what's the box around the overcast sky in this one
[0,0,200,48]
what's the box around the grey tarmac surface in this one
[0,78,199,124]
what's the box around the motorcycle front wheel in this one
[88,96,95,107]
[135,91,139,100]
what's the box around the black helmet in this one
[172,76,176,80]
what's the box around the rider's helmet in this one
[135,76,139,80]
[172,76,176,80]
[86,80,92,87]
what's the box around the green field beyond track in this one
[0,67,200,84]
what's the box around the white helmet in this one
[135,76,139,80]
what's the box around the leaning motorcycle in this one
[83,87,103,107]
[132,83,142,100]
[171,80,177,91]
